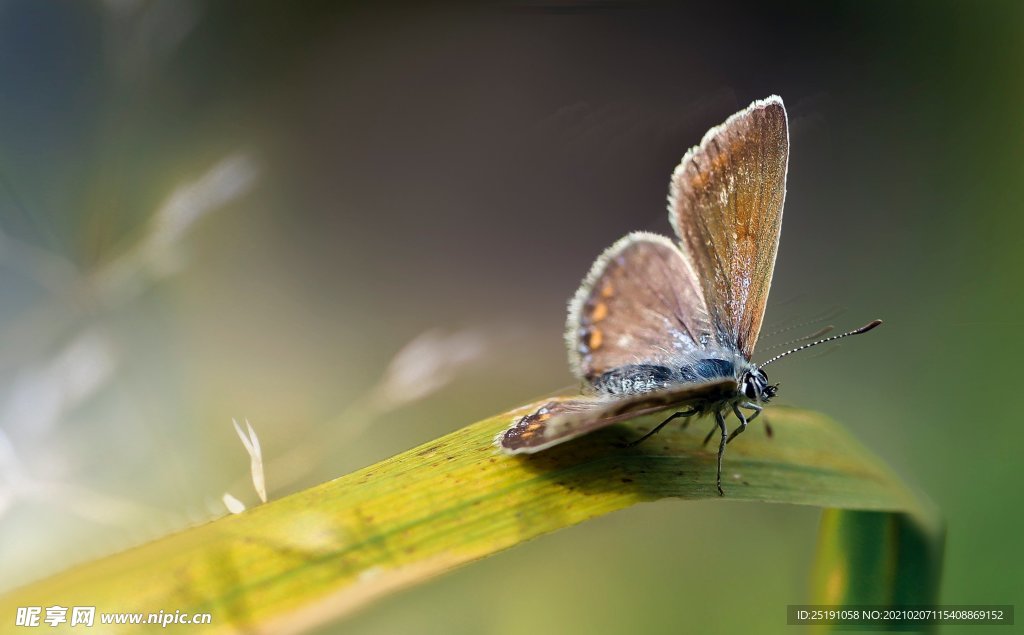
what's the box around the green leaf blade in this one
[0,401,942,633]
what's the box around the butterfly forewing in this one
[669,96,789,359]
[497,379,737,454]
[566,232,711,385]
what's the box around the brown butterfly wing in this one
[668,96,789,359]
[565,232,712,385]
[496,379,737,454]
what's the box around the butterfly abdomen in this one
[590,363,674,395]
[590,358,738,396]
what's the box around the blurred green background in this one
[1,1,1021,633]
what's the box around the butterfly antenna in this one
[758,320,882,370]
[761,324,835,354]
[761,305,842,339]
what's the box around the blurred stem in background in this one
[0,151,258,585]
[261,328,486,492]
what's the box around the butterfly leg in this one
[623,408,697,448]
[714,409,728,496]
[741,402,771,437]
[676,407,700,429]
[701,404,729,445]
[727,402,763,443]
[702,422,717,447]
[741,402,762,423]
[727,403,748,444]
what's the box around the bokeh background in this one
[1,1,1022,633]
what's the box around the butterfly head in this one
[741,368,777,403]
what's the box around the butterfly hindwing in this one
[669,95,789,359]
[496,379,737,454]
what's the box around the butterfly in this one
[495,95,881,495]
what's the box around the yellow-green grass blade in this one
[0,402,942,633]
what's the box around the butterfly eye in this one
[742,370,772,400]
[743,375,760,399]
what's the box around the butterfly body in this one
[590,356,756,393]
[496,95,877,495]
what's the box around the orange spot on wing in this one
[587,328,603,350]
[600,282,614,298]
[590,302,608,321]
